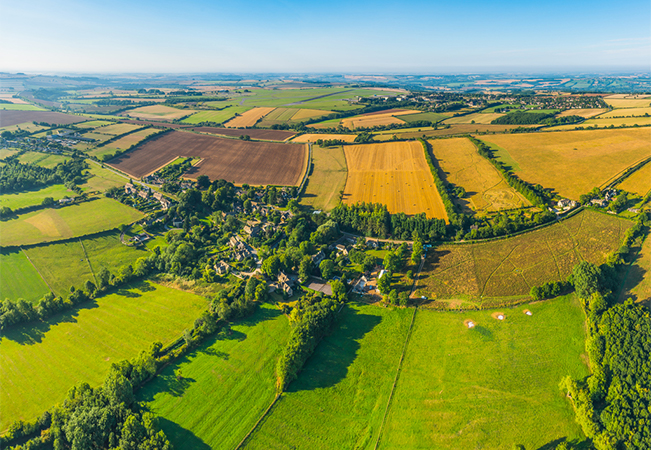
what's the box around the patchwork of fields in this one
[0,110,89,128]
[193,126,295,141]
[301,144,348,211]
[122,105,196,121]
[224,106,276,127]
[343,141,448,221]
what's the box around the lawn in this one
[0,198,144,246]
[244,302,413,450]
[380,295,589,449]
[0,249,50,303]
[0,280,208,432]
[301,145,348,211]
[140,303,290,450]
[0,184,74,210]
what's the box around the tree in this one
[288,199,300,214]
[331,279,347,302]
[411,239,423,264]
[262,255,281,278]
[572,261,602,299]
[399,291,409,306]
[97,268,111,289]
[243,198,252,213]
[319,259,335,280]
[42,196,55,206]
[299,256,312,281]
[103,371,134,406]
[389,289,398,304]
[377,271,391,294]
[384,252,399,272]
[362,255,376,272]
[196,175,211,190]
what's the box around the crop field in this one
[81,163,128,192]
[289,108,332,121]
[291,133,357,143]
[599,107,651,118]
[0,110,89,128]
[617,161,651,196]
[307,118,344,129]
[340,110,419,129]
[343,141,448,221]
[430,137,529,213]
[301,145,348,211]
[122,105,196,121]
[224,106,276,127]
[245,302,413,450]
[80,131,115,144]
[181,107,252,125]
[603,97,651,108]
[0,103,45,111]
[75,120,114,128]
[108,130,307,186]
[478,127,651,200]
[398,111,450,123]
[0,249,50,303]
[0,123,47,134]
[140,303,289,450]
[89,128,159,158]
[381,295,588,450]
[443,112,505,124]
[414,209,633,303]
[16,151,70,168]
[192,126,295,141]
[0,148,21,159]
[373,124,540,140]
[0,198,144,246]
[255,107,299,125]
[0,184,73,210]
[0,280,208,432]
[92,123,143,136]
[557,108,608,118]
[618,234,651,304]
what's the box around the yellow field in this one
[343,141,448,221]
[101,128,159,150]
[340,110,419,129]
[431,137,529,213]
[291,133,357,143]
[557,108,608,118]
[479,128,651,200]
[443,112,505,124]
[225,107,276,127]
[95,123,142,136]
[290,109,332,121]
[550,116,651,130]
[122,105,196,121]
[618,162,651,196]
[604,97,651,108]
[0,94,28,104]
[599,107,651,118]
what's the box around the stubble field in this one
[122,105,196,121]
[193,126,295,141]
[224,106,276,127]
[617,162,651,196]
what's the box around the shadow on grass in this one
[472,325,493,341]
[536,437,591,450]
[157,418,211,450]
[287,304,382,392]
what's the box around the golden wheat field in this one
[603,97,651,108]
[443,112,505,124]
[557,108,608,118]
[291,133,357,143]
[340,110,419,129]
[479,128,651,200]
[618,162,651,196]
[342,141,448,221]
[121,105,196,121]
[598,107,651,118]
[289,109,332,121]
[225,107,276,127]
[430,137,529,213]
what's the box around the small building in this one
[312,250,326,265]
[353,276,368,294]
[58,197,74,205]
[214,261,230,275]
[125,183,135,195]
[335,244,348,256]
[138,190,149,200]
[172,217,184,227]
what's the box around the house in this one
[278,282,293,297]
[243,220,261,237]
[159,197,171,210]
[378,269,387,279]
[312,250,326,265]
[278,271,294,287]
[214,261,230,275]
[58,197,74,205]
[172,217,184,227]
[335,244,348,256]
[367,240,379,249]
[138,190,149,200]
[591,199,607,208]
[125,183,135,195]
[132,233,151,245]
[353,276,368,294]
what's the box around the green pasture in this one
[75,120,114,129]
[0,148,22,159]
[0,249,50,303]
[81,163,127,192]
[0,104,45,111]
[398,111,449,123]
[140,303,290,450]
[181,107,251,124]
[16,152,70,168]
[0,280,208,432]
[0,184,73,210]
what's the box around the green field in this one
[0,184,74,210]
[0,250,50,303]
[380,295,589,449]
[0,197,144,246]
[81,163,128,192]
[140,303,289,450]
[398,111,450,123]
[16,151,70,168]
[0,103,45,111]
[245,302,412,450]
[415,209,634,305]
[181,107,252,124]
[300,145,348,211]
[0,280,208,432]
[75,120,115,128]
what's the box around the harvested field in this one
[430,137,529,213]
[479,128,651,200]
[192,126,295,141]
[374,124,540,140]
[443,112,505,124]
[398,111,450,123]
[414,209,633,303]
[93,123,142,136]
[343,141,448,221]
[99,127,159,150]
[340,110,419,129]
[121,105,195,121]
[604,97,651,108]
[618,162,651,196]
[119,119,191,129]
[108,130,307,186]
[181,107,251,125]
[291,133,357,143]
[290,108,332,121]
[76,120,114,129]
[549,116,651,130]
[224,106,276,127]
[557,108,608,118]
[301,144,348,211]
[599,107,651,118]
[0,110,89,128]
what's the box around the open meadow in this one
[224,107,276,128]
[0,184,74,210]
[301,145,348,211]
[618,234,651,305]
[0,198,144,246]
[17,152,70,168]
[380,295,589,450]
[430,137,529,213]
[92,123,143,136]
[0,280,208,432]
[343,141,448,221]
[478,127,651,200]
[0,249,50,303]
[617,162,651,196]
[181,107,252,125]
[81,163,129,192]
[245,302,413,450]
[122,105,196,121]
[414,209,634,304]
[140,303,289,450]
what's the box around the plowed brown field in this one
[108,130,307,186]
[0,111,89,128]
[343,141,448,221]
[192,127,295,141]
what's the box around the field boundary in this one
[78,238,98,284]
[20,247,54,293]
[374,306,418,450]
[234,393,282,450]
[296,142,312,198]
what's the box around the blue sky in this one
[0,0,649,73]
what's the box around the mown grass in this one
[81,164,128,192]
[301,145,347,211]
[381,295,589,449]
[181,107,251,124]
[16,152,70,168]
[0,184,74,210]
[0,104,45,111]
[0,280,208,432]
[140,303,290,450]
[0,249,50,303]
[244,302,413,450]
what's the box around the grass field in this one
[93,123,142,136]
[0,280,208,432]
[245,302,413,450]
[381,295,589,450]
[122,105,196,121]
[414,209,633,304]
[290,108,332,121]
[430,137,529,213]
[307,118,344,129]
[398,111,450,123]
[617,161,651,196]
[618,234,651,305]
[0,198,144,246]
[75,120,114,128]
[343,141,448,221]
[301,145,348,211]
[443,112,505,124]
[0,184,74,210]
[17,152,70,168]
[81,163,128,192]
[0,123,47,134]
[87,128,159,159]
[603,97,651,108]
[595,107,651,118]
[140,303,289,450]
[181,107,252,125]
[291,133,357,143]
[0,249,50,303]
[556,108,608,118]
[225,107,276,127]
[478,128,651,200]
[0,104,45,111]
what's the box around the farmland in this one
[224,106,276,127]
[550,116,651,129]
[0,198,144,246]
[245,302,413,450]
[291,133,357,143]
[373,123,540,140]
[430,137,529,213]
[0,281,208,432]
[443,112,505,124]
[342,141,448,220]
[193,126,295,141]
[181,107,251,125]
[0,184,74,210]
[398,111,450,123]
[0,103,45,111]
[381,295,588,450]
[81,163,129,192]
[478,127,651,200]
[618,234,651,304]
[414,209,634,304]
[301,145,348,211]
[108,130,307,186]
[0,110,89,128]
[340,110,419,129]
[93,123,143,135]
[256,108,331,127]
[603,96,651,108]
[592,107,651,118]
[140,303,289,450]
[122,105,196,121]
[557,108,608,118]
[0,249,50,303]
[617,162,651,196]
[87,127,160,159]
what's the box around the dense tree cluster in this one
[0,157,87,194]
[491,111,554,124]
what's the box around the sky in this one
[0,0,649,73]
